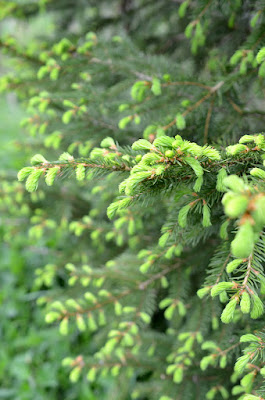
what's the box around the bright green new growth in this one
[240,292,251,314]
[231,222,255,259]
[3,1,265,400]
[221,298,238,324]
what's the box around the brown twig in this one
[162,81,224,131]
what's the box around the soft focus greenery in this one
[2,1,265,400]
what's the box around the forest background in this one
[2,1,265,400]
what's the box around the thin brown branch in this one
[139,264,180,290]
[162,81,224,131]
[227,96,243,115]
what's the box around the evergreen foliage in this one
[3,1,265,399]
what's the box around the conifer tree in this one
[3,1,265,399]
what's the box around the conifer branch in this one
[4,2,265,398]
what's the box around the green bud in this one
[76,314,86,332]
[197,286,210,299]
[231,386,245,395]
[202,146,221,160]
[172,135,183,148]
[216,168,228,192]
[176,113,186,130]
[98,310,106,326]
[161,276,169,287]
[160,397,173,400]
[219,291,229,303]
[202,204,211,227]
[231,222,254,259]
[25,169,44,192]
[226,259,244,273]
[184,156,203,177]
[100,137,115,148]
[250,294,264,319]
[219,386,229,400]
[250,167,265,180]
[240,292,251,314]
[240,371,255,389]
[87,367,97,382]
[153,136,174,148]
[230,50,243,66]
[234,353,250,374]
[143,124,156,138]
[193,176,203,192]
[173,367,183,383]
[131,81,147,101]
[59,317,69,335]
[37,65,48,79]
[132,139,152,151]
[220,220,229,240]
[239,59,247,75]
[111,365,121,377]
[206,388,217,400]
[201,341,218,350]
[31,153,47,165]
[211,282,233,297]
[45,311,60,323]
[212,316,219,330]
[220,298,237,324]
[151,77,161,96]
[61,357,73,366]
[185,22,194,39]
[239,135,256,144]
[45,167,59,186]
[119,103,129,112]
[69,366,81,383]
[222,191,235,206]
[156,166,166,176]
[165,150,175,158]
[178,0,189,18]
[226,144,246,156]
[17,167,34,182]
[62,109,73,124]
[177,301,186,316]
[63,99,76,108]
[200,355,214,371]
[164,304,176,320]
[76,164,86,181]
[140,312,151,324]
[156,127,165,137]
[178,204,191,228]
[220,356,227,369]
[254,134,265,148]
[159,298,173,309]
[223,175,245,192]
[257,47,265,64]
[196,332,203,343]
[118,115,132,130]
[223,194,248,218]
[134,115,141,124]
[87,314,97,331]
[114,301,123,316]
[251,196,265,227]
[159,232,170,247]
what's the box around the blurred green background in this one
[0,16,87,400]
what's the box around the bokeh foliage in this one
[2,1,265,400]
